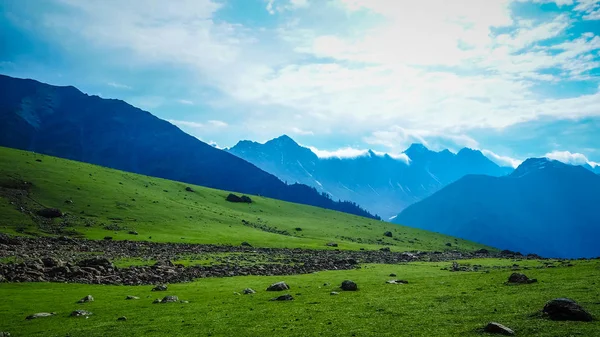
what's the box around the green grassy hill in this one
[0,146,488,252]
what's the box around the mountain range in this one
[227,136,513,219]
[394,158,600,258]
[0,74,377,219]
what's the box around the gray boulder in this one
[160,296,179,303]
[267,281,289,291]
[77,295,94,303]
[243,288,256,294]
[341,280,358,291]
[543,298,593,321]
[270,294,293,301]
[70,310,92,317]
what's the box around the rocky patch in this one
[70,310,92,317]
[25,312,55,320]
[77,295,94,303]
[507,273,537,285]
[270,294,293,301]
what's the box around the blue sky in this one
[1,0,600,167]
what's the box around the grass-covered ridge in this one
[0,146,488,251]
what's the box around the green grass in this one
[0,146,491,252]
[0,259,598,337]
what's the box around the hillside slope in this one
[394,158,600,258]
[0,146,488,252]
[0,74,376,219]
[228,136,512,219]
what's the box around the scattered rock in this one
[26,312,55,320]
[64,200,73,204]
[330,291,339,295]
[70,310,92,317]
[475,249,489,255]
[243,288,256,295]
[483,322,515,335]
[267,281,290,291]
[128,231,139,235]
[125,296,139,300]
[326,242,338,247]
[341,280,358,291]
[226,193,252,203]
[160,295,179,303]
[36,208,63,218]
[386,280,408,285]
[103,236,113,241]
[445,243,452,247]
[41,257,62,268]
[152,299,161,304]
[180,300,189,304]
[270,294,294,301]
[77,295,94,303]
[295,227,302,231]
[117,316,127,321]
[185,187,194,192]
[389,273,397,277]
[507,273,537,284]
[379,247,391,252]
[241,242,252,247]
[543,298,593,322]
[383,231,393,237]
[0,332,11,337]
[152,285,168,292]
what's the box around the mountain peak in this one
[267,134,299,147]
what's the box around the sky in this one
[1,0,600,168]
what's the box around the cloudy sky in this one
[2,0,600,167]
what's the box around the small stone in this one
[267,281,289,291]
[152,285,168,292]
[36,208,63,218]
[0,332,11,337]
[445,242,452,247]
[180,300,190,304]
[270,294,294,301]
[330,292,339,296]
[379,247,391,252]
[383,231,393,237]
[160,295,179,303]
[341,280,358,291]
[241,242,252,247]
[389,273,397,277]
[326,242,338,247]
[128,230,138,235]
[77,295,94,303]
[152,299,161,304]
[117,316,127,321]
[243,288,256,294]
[386,280,409,285]
[185,187,194,192]
[125,296,139,300]
[234,292,241,296]
[543,298,593,321]
[483,322,515,335]
[70,310,92,317]
[25,312,55,320]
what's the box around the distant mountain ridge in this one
[228,136,513,219]
[394,157,600,258]
[0,74,378,219]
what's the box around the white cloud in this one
[208,120,228,127]
[307,146,410,164]
[177,99,194,105]
[34,0,600,154]
[291,127,314,135]
[544,150,599,166]
[482,150,523,168]
[168,119,204,128]
[107,81,131,89]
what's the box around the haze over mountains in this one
[0,74,377,219]
[228,135,513,219]
[394,158,600,258]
